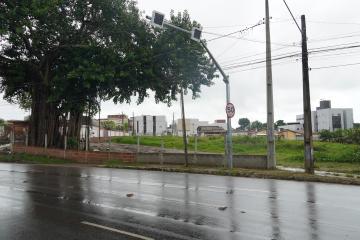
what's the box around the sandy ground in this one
[91,142,185,153]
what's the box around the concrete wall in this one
[13,145,268,169]
[137,152,268,169]
[13,145,135,164]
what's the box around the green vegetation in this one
[112,135,360,174]
[319,129,360,144]
[0,153,71,164]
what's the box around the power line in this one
[311,62,360,70]
[222,42,360,69]
[204,20,265,42]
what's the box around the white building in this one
[176,118,227,136]
[278,122,303,132]
[131,115,167,136]
[286,100,354,133]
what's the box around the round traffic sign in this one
[226,103,235,118]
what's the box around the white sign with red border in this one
[226,103,235,118]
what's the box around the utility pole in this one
[301,15,314,174]
[282,1,314,174]
[180,88,189,167]
[265,0,276,169]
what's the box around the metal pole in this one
[200,40,233,169]
[98,101,101,143]
[180,88,189,167]
[137,135,140,153]
[132,112,135,136]
[225,82,233,169]
[266,0,276,169]
[301,15,314,174]
[44,134,48,149]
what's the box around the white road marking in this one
[81,221,154,240]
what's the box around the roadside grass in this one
[112,136,360,174]
[0,153,71,164]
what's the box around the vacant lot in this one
[112,136,360,174]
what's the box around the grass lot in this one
[112,136,360,174]
[0,153,71,164]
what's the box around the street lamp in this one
[147,11,234,169]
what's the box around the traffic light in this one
[191,27,202,42]
[151,11,165,28]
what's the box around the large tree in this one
[0,1,216,148]
[238,118,250,130]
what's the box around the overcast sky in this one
[1,0,360,126]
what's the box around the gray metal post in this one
[10,130,14,153]
[225,82,233,169]
[44,134,48,149]
[266,0,276,169]
[64,135,67,159]
[137,135,140,153]
[200,41,233,169]
[25,132,28,147]
[160,139,164,165]
[301,15,314,174]
[85,130,88,151]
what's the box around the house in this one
[197,126,226,136]
[278,129,303,140]
[176,118,227,136]
[6,120,29,143]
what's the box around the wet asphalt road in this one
[0,163,359,240]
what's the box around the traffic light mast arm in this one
[199,40,229,84]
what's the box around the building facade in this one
[131,115,167,136]
[176,119,227,136]
[283,100,354,133]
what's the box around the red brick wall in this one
[13,145,135,164]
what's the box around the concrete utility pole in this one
[301,15,314,174]
[282,0,314,174]
[180,88,189,167]
[265,0,276,169]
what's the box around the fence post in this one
[64,135,67,160]
[25,131,28,154]
[10,130,14,154]
[108,132,111,162]
[44,133,48,157]
[160,139,164,165]
[137,135,140,153]
[194,134,198,164]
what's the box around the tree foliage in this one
[319,129,360,144]
[101,120,117,131]
[238,118,250,130]
[0,1,216,148]
[275,120,286,130]
[250,120,264,131]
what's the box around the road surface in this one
[0,163,359,240]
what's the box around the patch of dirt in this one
[90,142,184,154]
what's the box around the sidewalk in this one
[98,162,360,186]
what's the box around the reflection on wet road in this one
[0,163,359,239]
